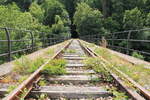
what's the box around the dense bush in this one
[132,52,145,60]
[74,3,106,36]
[42,59,67,75]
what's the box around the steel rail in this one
[3,40,72,100]
[78,40,150,100]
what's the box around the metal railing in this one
[80,28,150,61]
[0,27,71,64]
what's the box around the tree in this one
[123,7,144,30]
[103,17,120,32]
[146,13,150,26]
[42,0,65,26]
[6,0,33,10]
[74,3,105,36]
[51,15,70,38]
[29,2,44,23]
[0,3,46,54]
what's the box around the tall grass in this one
[42,59,67,75]
[14,56,44,75]
[84,57,113,82]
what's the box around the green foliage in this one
[7,85,17,93]
[14,56,44,75]
[51,15,70,37]
[90,77,101,84]
[0,0,150,64]
[123,7,144,30]
[74,3,106,36]
[38,79,47,86]
[65,49,76,53]
[42,0,66,26]
[37,94,48,100]
[146,13,150,26]
[29,2,45,23]
[109,87,129,100]
[45,49,54,55]
[132,52,144,60]
[95,47,112,61]
[0,3,35,28]
[103,17,120,32]
[83,41,150,87]
[84,57,113,82]
[0,3,46,58]
[42,59,67,75]
[41,0,71,37]
[18,75,28,83]
[6,0,32,10]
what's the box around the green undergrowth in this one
[41,59,67,75]
[132,51,145,60]
[45,48,54,55]
[84,57,113,82]
[108,87,129,100]
[64,49,76,53]
[14,56,45,75]
[82,41,150,90]
[7,85,17,93]
[38,79,48,86]
[84,57,129,99]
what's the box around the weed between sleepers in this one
[84,57,130,100]
[64,49,76,53]
[41,59,67,75]
[14,56,45,75]
[84,57,113,83]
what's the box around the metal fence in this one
[80,28,150,61]
[0,27,71,64]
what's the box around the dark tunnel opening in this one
[71,24,79,38]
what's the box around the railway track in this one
[0,39,149,100]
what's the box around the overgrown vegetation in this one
[82,41,150,91]
[108,87,129,100]
[132,52,145,60]
[14,56,45,75]
[84,57,130,99]
[42,59,67,75]
[65,49,76,53]
[38,79,47,86]
[84,57,113,82]
[7,85,17,93]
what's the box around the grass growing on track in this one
[14,56,45,75]
[84,57,130,100]
[81,41,150,91]
[84,57,113,82]
[42,59,67,75]
[64,49,76,53]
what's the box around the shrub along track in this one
[1,39,149,100]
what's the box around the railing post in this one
[30,31,34,50]
[112,33,115,47]
[4,27,11,61]
[42,32,45,48]
[127,31,131,54]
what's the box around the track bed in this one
[25,40,130,100]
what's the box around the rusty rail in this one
[3,40,72,100]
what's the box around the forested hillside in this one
[0,0,150,62]
[1,0,150,36]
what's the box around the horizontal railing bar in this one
[108,45,150,55]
